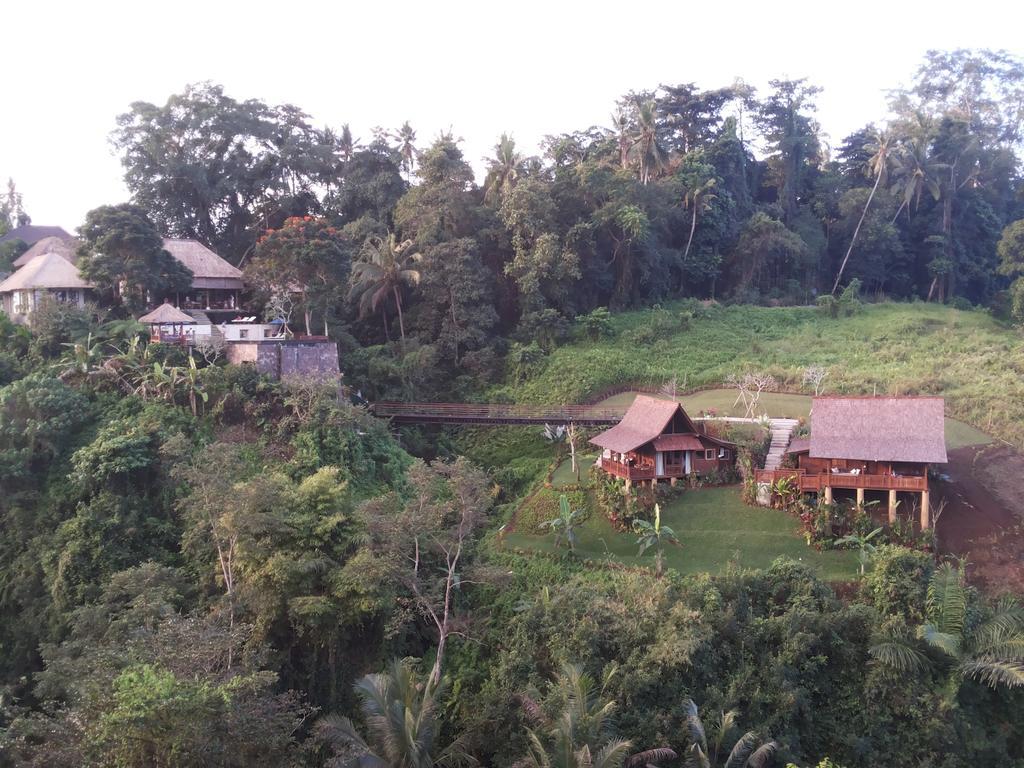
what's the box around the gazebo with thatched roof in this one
[139,302,197,344]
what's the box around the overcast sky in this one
[3,0,1022,230]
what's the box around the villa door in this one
[655,452,665,476]
[684,451,692,474]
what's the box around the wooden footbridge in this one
[369,401,627,426]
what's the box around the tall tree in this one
[113,82,341,261]
[245,216,353,335]
[832,129,897,293]
[755,79,822,226]
[483,133,523,205]
[349,233,421,344]
[393,120,418,182]
[76,204,193,312]
[629,99,669,185]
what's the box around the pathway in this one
[764,418,800,470]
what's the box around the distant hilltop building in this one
[0,224,72,247]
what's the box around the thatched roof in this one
[163,239,243,289]
[809,397,947,464]
[0,251,91,291]
[786,437,811,454]
[0,225,72,246]
[13,235,78,268]
[138,303,196,324]
[652,434,705,451]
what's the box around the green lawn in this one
[551,454,597,487]
[503,486,860,581]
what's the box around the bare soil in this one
[935,444,1024,592]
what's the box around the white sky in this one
[3,0,1022,230]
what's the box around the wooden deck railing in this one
[599,458,656,481]
[754,468,928,492]
[371,401,627,425]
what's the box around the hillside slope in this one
[494,303,1024,448]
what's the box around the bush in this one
[576,307,613,341]
[515,487,589,533]
[861,544,934,621]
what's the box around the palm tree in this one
[517,663,676,768]
[832,128,896,294]
[609,111,631,170]
[540,494,588,552]
[628,100,668,185]
[393,121,418,182]
[836,526,883,576]
[316,659,472,768]
[349,233,422,346]
[888,137,944,224]
[483,133,522,204]
[682,177,718,261]
[870,562,1024,691]
[339,123,359,164]
[682,699,778,768]
[633,504,679,578]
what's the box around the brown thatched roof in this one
[13,235,77,268]
[0,251,91,291]
[786,437,811,454]
[0,225,72,246]
[590,395,708,454]
[809,396,947,464]
[138,303,196,324]
[163,239,243,289]
[652,434,705,451]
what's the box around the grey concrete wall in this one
[226,339,339,380]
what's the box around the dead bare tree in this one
[565,422,581,480]
[364,458,492,686]
[727,372,777,418]
[802,365,828,396]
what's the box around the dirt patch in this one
[936,444,1024,592]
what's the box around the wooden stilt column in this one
[856,487,865,507]
[824,486,833,505]
[888,490,897,524]
[920,488,930,529]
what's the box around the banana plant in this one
[540,494,587,552]
[633,503,680,578]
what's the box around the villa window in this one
[718,448,730,460]
[704,449,715,460]
[238,329,249,339]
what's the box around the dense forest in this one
[1,48,1023,766]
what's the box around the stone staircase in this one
[763,418,800,470]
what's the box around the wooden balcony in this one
[599,458,686,481]
[755,468,928,492]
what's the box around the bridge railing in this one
[371,401,626,424]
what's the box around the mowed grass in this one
[550,454,597,487]
[503,486,860,581]
[495,303,1024,448]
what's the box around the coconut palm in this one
[888,137,944,223]
[682,699,778,768]
[540,494,587,552]
[628,100,669,185]
[609,111,631,170]
[393,121,418,182]
[633,503,679,578]
[349,233,422,345]
[316,659,472,768]
[517,663,676,768]
[338,123,359,164]
[682,177,718,260]
[870,562,1024,691]
[484,133,523,204]
[832,128,897,293]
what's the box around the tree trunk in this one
[393,285,406,346]
[684,203,698,260]
[832,169,883,294]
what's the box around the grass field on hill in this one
[493,302,1024,448]
[502,486,859,580]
